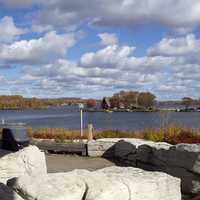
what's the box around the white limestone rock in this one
[98,166,181,200]
[71,170,129,200]
[9,171,128,200]
[10,167,181,200]
[87,140,116,157]
[0,145,47,184]
[9,173,86,200]
[97,138,172,150]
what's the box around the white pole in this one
[80,108,83,137]
[79,103,84,137]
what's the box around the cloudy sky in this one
[0,0,200,100]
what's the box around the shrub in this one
[0,125,198,144]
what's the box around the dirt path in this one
[46,154,115,173]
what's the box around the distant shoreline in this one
[84,108,200,113]
[0,107,200,112]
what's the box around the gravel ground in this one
[45,153,115,173]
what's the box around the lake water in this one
[0,106,200,131]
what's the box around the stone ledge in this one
[88,138,200,195]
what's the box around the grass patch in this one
[95,130,134,139]
[0,125,199,144]
[26,125,200,144]
[28,128,87,140]
[140,125,200,144]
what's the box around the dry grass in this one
[95,130,135,139]
[28,128,87,140]
[0,125,199,144]
[26,125,200,144]
[140,125,200,144]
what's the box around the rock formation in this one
[0,145,47,184]
[8,167,181,200]
[88,138,200,195]
[0,145,181,200]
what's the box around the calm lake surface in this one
[0,106,200,131]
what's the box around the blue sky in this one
[0,0,200,100]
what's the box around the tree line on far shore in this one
[0,95,83,109]
[0,92,199,110]
[86,91,200,110]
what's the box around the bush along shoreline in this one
[23,125,200,144]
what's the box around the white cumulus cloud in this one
[26,0,200,33]
[0,31,76,64]
[98,33,118,46]
[0,16,26,43]
[148,34,200,57]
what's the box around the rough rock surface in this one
[87,140,117,157]
[87,139,200,195]
[8,173,86,200]
[9,166,181,200]
[88,138,171,157]
[97,166,181,200]
[69,169,130,200]
[0,145,47,184]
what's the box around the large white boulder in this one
[8,173,86,200]
[0,145,47,184]
[98,166,181,200]
[9,166,181,200]
[9,170,128,200]
[70,169,130,200]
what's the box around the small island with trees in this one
[100,91,156,112]
[86,90,200,112]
